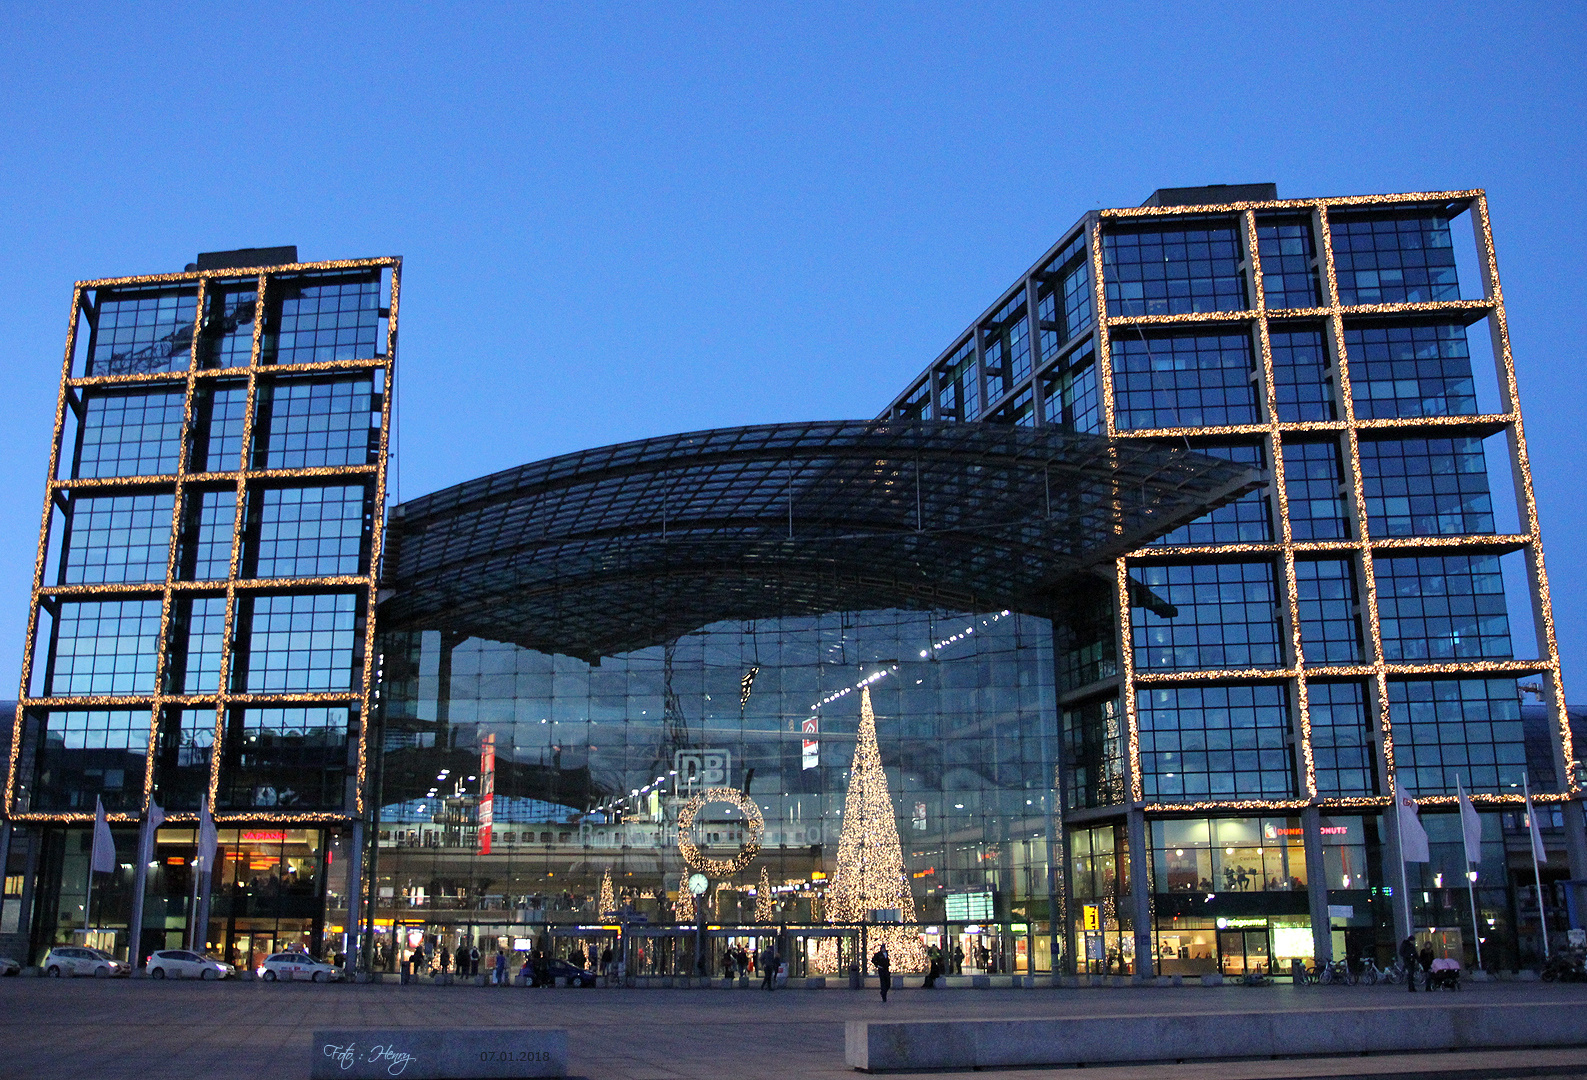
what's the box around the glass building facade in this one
[2,249,396,970]
[884,185,1587,975]
[4,189,1584,982]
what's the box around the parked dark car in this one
[544,958,597,987]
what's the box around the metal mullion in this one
[1470,194,1574,794]
[355,260,400,817]
[1315,205,1395,804]
[7,286,87,813]
[143,279,208,808]
[1245,207,1315,801]
[213,272,268,811]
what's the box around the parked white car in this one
[0,955,20,976]
[258,952,341,982]
[147,949,233,980]
[43,946,128,978]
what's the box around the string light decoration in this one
[674,881,695,924]
[755,865,774,924]
[676,787,764,874]
[598,867,615,917]
[826,685,927,971]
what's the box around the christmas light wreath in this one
[676,786,764,874]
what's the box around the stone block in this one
[313,1028,566,1079]
[971,975,991,988]
[805,977,827,989]
[1171,974,1183,987]
[1199,972,1223,986]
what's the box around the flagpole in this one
[1524,774,1550,959]
[1458,776,1483,971]
[1394,789,1414,941]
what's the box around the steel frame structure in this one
[884,190,1574,815]
[4,256,400,828]
[379,419,1262,660]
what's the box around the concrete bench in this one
[845,1002,1587,1072]
[313,1028,566,1078]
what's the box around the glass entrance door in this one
[1218,929,1270,976]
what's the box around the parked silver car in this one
[43,946,127,978]
[147,949,233,980]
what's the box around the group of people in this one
[408,943,484,976]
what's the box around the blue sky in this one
[0,2,1584,690]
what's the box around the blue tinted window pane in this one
[264,273,381,364]
[1309,681,1376,796]
[1296,559,1363,663]
[1257,221,1320,309]
[1377,554,1512,661]
[1134,561,1283,670]
[1153,444,1270,545]
[1037,233,1093,357]
[178,490,237,581]
[48,599,163,696]
[30,709,151,812]
[1062,696,1123,809]
[153,706,215,811]
[1333,213,1459,304]
[188,383,248,473]
[170,596,227,693]
[1282,441,1350,540]
[1270,326,1335,422]
[1346,323,1475,419]
[1104,225,1247,316]
[981,290,1030,402]
[255,375,379,469]
[236,592,359,692]
[87,287,197,375]
[1359,437,1494,536]
[1389,678,1525,794]
[935,339,978,421]
[247,484,370,578]
[197,284,258,368]
[1138,684,1295,800]
[1041,343,1100,433]
[895,380,932,422]
[1112,332,1259,430]
[218,706,352,810]
[75,390,185,478]
[61,492,174,584]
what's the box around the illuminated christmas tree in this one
[826,685,926,970]
[755,865,774,923]
[599,868,615,916]
[674,879,695,923]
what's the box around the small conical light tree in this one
[755,865,775,924]
[674,879,695,923]
[599,868,615,916]
[827,685,926,970]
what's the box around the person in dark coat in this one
[1398,935,1419,993]
[600,945,614,978]
[1418,943,1435,992]
[873,944,892,1002]
[494,949,507,985]
[469,945,480,976]
[760,944,778,990]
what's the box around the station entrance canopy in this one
[379,420,1260,660]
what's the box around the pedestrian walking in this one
[439,945,450,974]
[1399,935,1419,993]
[952,945,964,975]
[600,945,613,980]
[469,944,480,977]
[1418,942,1435,992]
[494,949,507,986]
[873,944,892,1002]
[760,943,778,990]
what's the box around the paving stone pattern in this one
[2,978,1586,1080]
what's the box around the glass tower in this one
[3,248,397,967]
[883,185,1585,975]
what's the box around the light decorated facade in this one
[3,187,1584,980]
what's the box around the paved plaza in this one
[1,977,1585,1080]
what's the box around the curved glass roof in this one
[380,420,1260,660]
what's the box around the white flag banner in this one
[90,796,117,874]
[1523,781,1548,864]
[1396,784,1430,863]
[1456,776,1483,867]
[196,796,218,874]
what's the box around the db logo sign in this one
[675,749,731,785]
